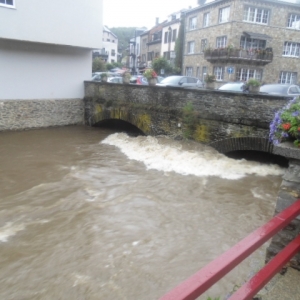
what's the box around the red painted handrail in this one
[159,199,300,300]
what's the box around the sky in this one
[103,0,199,29]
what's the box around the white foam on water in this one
[101,133,285,180]
[0,222,25,242]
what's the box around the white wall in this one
[0,40,92,100]
[0,0,102,48]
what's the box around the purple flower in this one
[292,111,300,117]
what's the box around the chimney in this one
[156,17,159,25]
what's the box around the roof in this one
[243,31,272,40]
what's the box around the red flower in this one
[298,127,300,131]
[282,123,291,131]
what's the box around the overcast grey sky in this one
[103,0,199,29]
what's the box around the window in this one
[287,14,300,29]
[187,41,195,54]
[279,72,297,84]
[213,66,224,81]
[236,68,262,81]
[201,39,207,52]
[164,32,168,43]
[142,54,146,62]
[107,39,110,42]
[196,67,200,78]
[0,0,14,7]
[189,17,197,30]
[111,49,115,56]
[172,29,177,42]
[202,66,207,80]
[240,36,266,50]
[243,6,269,24]
[147,52,154,61]
[282,41,300,57]
[216,36,227,48]
[203,12,210,27]
[186,67,193,77]
[219,6,230,23]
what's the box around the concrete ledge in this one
[273,142,300,160]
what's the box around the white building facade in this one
[0,0,103,100]
[93,26,118,63]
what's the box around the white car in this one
[156,76,204,88]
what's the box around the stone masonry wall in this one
[84,81,288,145]
[0,99,84,131]
[184,0,300,84]
[266,143,300,269]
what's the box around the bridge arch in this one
[208,137,274,154]
[93,118,146,136]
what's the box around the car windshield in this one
[219,83,244,91]
[159,76,181,84]
[260,85,289,95]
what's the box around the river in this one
[0,125,285,300]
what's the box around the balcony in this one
[204,48,273,65]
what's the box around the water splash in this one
[101,133,285,180]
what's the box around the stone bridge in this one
[84,81,288,154]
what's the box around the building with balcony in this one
[93,26,118,63]
[139,19,167,70]
[183,0,300,85]
[0,0,102,100]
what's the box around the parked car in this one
[259,84,300,97]
[156,76,204,88]
[129,75,164,85]
[108,77,123,84]
[218,82,248,92]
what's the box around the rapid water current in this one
[0,125,285,300]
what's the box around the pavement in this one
[256,267,300,300]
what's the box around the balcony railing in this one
[204,48,273,65]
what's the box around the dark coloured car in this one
[259,84,300,97]
[218,82,247,92]
[156,76,204,88]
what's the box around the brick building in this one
[183,0,300,85]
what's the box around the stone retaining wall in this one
[266,143,300,269]
[0,99,84,131]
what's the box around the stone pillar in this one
[266,142,300,269]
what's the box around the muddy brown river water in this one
[0,125,285,300]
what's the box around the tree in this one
[174,16,185,74]
[152,57,173,76]
[92,57,106,72]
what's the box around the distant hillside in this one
[109,27,136,54]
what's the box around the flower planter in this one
[248,85,260,93]
[123,77,130,84]
[148,78,157,86]
[206,82,216,89]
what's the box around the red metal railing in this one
[159,199,300,300]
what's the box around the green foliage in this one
[270,97,300,147]
[205,74,216,83]
[106,62,123,70]
[174,16,185,73]
[246,78,261,87]
[109,27,140,60]
[144,69,157,80]
[152,57,174,76]
[182,102,197,139]
[92,57,106,72]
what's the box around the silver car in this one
[156,76,204,88]
[259,84,300,97]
